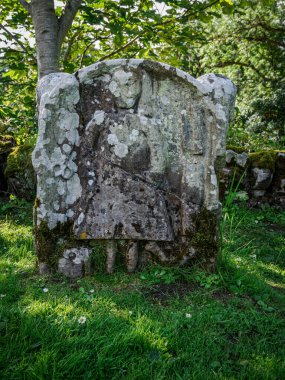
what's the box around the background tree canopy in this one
[0,0,283,150]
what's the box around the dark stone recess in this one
[0,135,15,196]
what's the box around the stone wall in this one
[221,149,285,209]
[32,59,236,277]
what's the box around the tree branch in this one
[153,0,221,29]
[62,30,81,61]
[97,36,140,62]
[213,60,269,82]
[96,1,220,64]
[79,34,111,67]
[18,0,31,13]
[208,31,285,49]
[58,0,82,47]
[80,38,97,68]
[243,35,285,48]
[0,24,28,52]
[181,0,221,20]
[255,19,285,34]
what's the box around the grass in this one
[0,197,285,379]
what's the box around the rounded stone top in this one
[76,58,236,99]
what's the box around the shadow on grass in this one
[0,201,285,379]
[1,269,285,380]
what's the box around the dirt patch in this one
[143,281,199,306]
[211,288,233,304]
[267,223,285,233]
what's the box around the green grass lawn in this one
[0,198,285,380]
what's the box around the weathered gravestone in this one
[32,59,236,277]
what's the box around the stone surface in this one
[222,148,285,209]
[32,73,81,230]
[272,152,285,194]
[226,149,248,168]
[268,152,285,208]
[252,167,273,191]
[58,247,91,278]
[33,59,236,275]
[220,149,248,200]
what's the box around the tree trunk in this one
[31,0,60,78]
[18,0,81,78]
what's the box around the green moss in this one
[226,145,247,154]
[34,199,90,271]
[4,143,33,176]
[214,155,226,174]
[249,150,278,171]
[0,135,15,155]
[187,208,219,271]
[35,220,77,269]
[33,198,76,270]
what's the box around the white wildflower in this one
[78,316,87,324]
[185,313,192,318]
[42,287,49,293]
[0,294,6,298]
[89,289,95,294]
[129,310,133,316]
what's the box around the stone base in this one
[58,248,91,278]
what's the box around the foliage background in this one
[0,0,284,150]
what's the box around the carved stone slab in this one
[32,59,236,275]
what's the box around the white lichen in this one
[129,129,139,142]
[77,212,85,225]
[93,110,105,125]
[62,144,72,153]
[107,133,119,145]
[33,72,83,229]
[114,143,129,158]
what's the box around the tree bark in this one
[19,0,81,79]
[31,0,60,78]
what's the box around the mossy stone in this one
[249,150,278,171]
[226,145,247,154]
[214,155,226,174]
[4,143,36,200]
[186,208,219,271]
[34,218,75,270]
[0,135,15,155]
[5,143,33,176]
[34,199,92,272]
